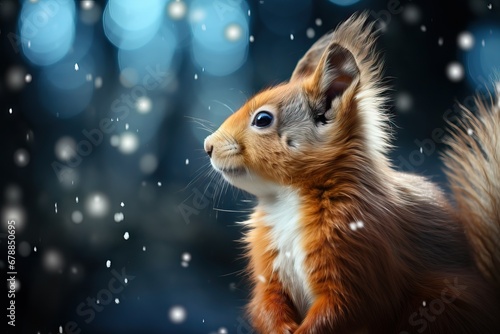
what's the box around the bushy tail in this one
[443,86,500,290]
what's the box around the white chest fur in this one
[261,189,314,317]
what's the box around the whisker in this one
[185,115,217,126]
[180,160,213,192]
[212,207,248,213]
[229,88,250,101]
[185,116,217,134]
[219,270,246,278]
[195,126,214,134]
[212,99,236,115]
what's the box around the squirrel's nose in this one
[204,138,214,158]
[206,145,213,158]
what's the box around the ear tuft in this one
[291,32,334,81]
[316,44,360,102]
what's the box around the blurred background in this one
[1,0,499,333]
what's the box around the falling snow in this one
[106,260,111,268]
[446,62,464,82]
[71,210,83,224]
[168,0,187,19]
[118,132,139,154]
[169,306,187,324]
[81,0,95,10]
[115,298,120,304]
[225,23,243,41]
[55,137,77,161]
[185,159,189,165]
[290,34,294,40]
[306,28,315,39]
[396,92,413,112]
[123,232,130,240]
[457,31,474,50]
[44,250,64,272]
[182,252,191,262]
[9,108,12,114]
[94,76,103,88]
[467,128,473,136]
[136,96,152,114]
[350,221,364,231]
[74,63,79,71]
[114,212,124,222]
[403,4,421,25]
[86,193,110,218]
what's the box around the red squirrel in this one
[204,13,500,333]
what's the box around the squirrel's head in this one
[204,13,390,198]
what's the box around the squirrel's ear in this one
[307,43,359,103]
[291,32,334,81]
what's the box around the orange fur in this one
[204,13,500,333]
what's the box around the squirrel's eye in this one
[252,111,273,128]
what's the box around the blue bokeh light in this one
[118,27,178,86]
[19,0,76,66]
[192,41,248,77]
[189,0,249,76]
[67,21,95,63]
[38,58,95,118]
[44,58,93,90]
[103,0,167,50]
[329,0,362,6]
[464,24,500,92]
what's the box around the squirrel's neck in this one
[257,163,395,223]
